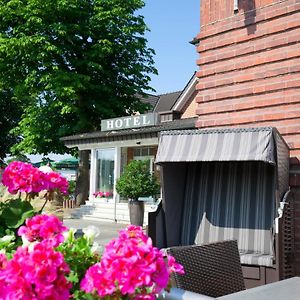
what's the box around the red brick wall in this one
[196,0,300,159]
[196,0,300,275]
[200,0,293,28]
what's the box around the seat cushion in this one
[239,251,274,267]
[195,213,274,255]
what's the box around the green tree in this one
[0,89,24,164]
[0,0,157,204]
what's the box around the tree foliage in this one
[0,0,157,155]
[0,89,24,163]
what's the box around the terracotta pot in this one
[128,200,144,226]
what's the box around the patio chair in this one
[167,240,245,298]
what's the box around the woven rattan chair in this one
[167,240,245,298]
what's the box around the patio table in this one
[217,277,300,300]
[158,288,216,299]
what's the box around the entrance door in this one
[96,148,115,199]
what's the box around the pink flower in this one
[18,214,67,247]
[44,172,69,194]
[0,253,7,272]
[2,161,47,194]
[93,191,113,198]
[104,191,113,197]
[0,255,7,300]
[93,191,104,197]
[80,226,184,299]
[1,161,69,196]
[167,255,185,275]
[0,243,71,299]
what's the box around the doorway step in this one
[65,200,157,225]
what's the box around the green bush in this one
[68,180,76,195]
[116,160,160,201]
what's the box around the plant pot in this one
[128,200,144,226]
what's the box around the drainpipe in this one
[89,149,97,204]
[234,0,239,12]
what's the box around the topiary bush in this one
[116,160,160,201]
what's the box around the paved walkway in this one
[63,219,128,249]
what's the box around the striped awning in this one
[156,127,277,164]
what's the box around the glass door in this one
[96,148,115,200]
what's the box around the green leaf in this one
[1,199,35,228]
[67,270,79,284]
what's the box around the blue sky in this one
[142,1,200,95]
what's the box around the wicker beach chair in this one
[167,240,245,298]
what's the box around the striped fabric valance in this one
[156,127,276,164]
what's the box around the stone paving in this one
[63,218,128,249]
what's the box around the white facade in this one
[80,137,158,199]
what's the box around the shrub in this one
[116,160,160,201]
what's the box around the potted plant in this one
[116,159,160,226]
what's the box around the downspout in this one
[234,0,239,12]
[114,147,121,222]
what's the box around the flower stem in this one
[39,198,48,213]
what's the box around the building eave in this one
[61,117,197,148]
[172,74,198,112]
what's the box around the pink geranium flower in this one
[93,191,104,198]
[0,243,71,300]
[2,161,47,194]
[2,161,69,196]
[93,191,113,198]
[44,171,69,195]
[18,214,67,247]
[80,225,184,299]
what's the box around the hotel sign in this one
[101,113,158,132]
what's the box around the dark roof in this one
[153,91,182,112]
[136,93,159,112]
[61,117,197,146]
[138,73,197,113]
